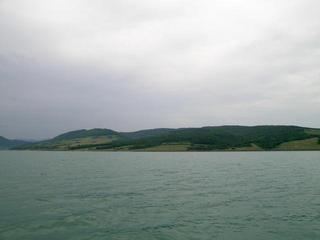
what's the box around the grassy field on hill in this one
[275,138,320,151]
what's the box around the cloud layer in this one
[1,0,320,138]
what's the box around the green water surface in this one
[0,151,319,239]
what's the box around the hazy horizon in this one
[1,0,320,139]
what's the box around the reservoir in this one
[0,151,319,239]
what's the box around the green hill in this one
[14,125,320,151]
[16,129,121,150]
[0,136,30,150]
[53,128,118,140]
[120,128,175,139]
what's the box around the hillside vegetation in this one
[13,125,320,151]
[275,138,320,151]
[0,136,30,150]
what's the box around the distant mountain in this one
[0,136,30,150]
[14,125,320,151]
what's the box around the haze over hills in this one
[11,125,320,151]
[0,136,31,150]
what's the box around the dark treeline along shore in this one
[2,125,320,151]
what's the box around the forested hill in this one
[13,125,320,151]
[0,136,30,150]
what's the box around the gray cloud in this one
[1,0,319,139]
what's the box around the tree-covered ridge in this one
[89,126,314,150]
[14,125,320,151]
[53,128,119,140]
[0,136,30,150]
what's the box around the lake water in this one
[0,151,320,240]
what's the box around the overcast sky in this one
[1,0,320,139]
